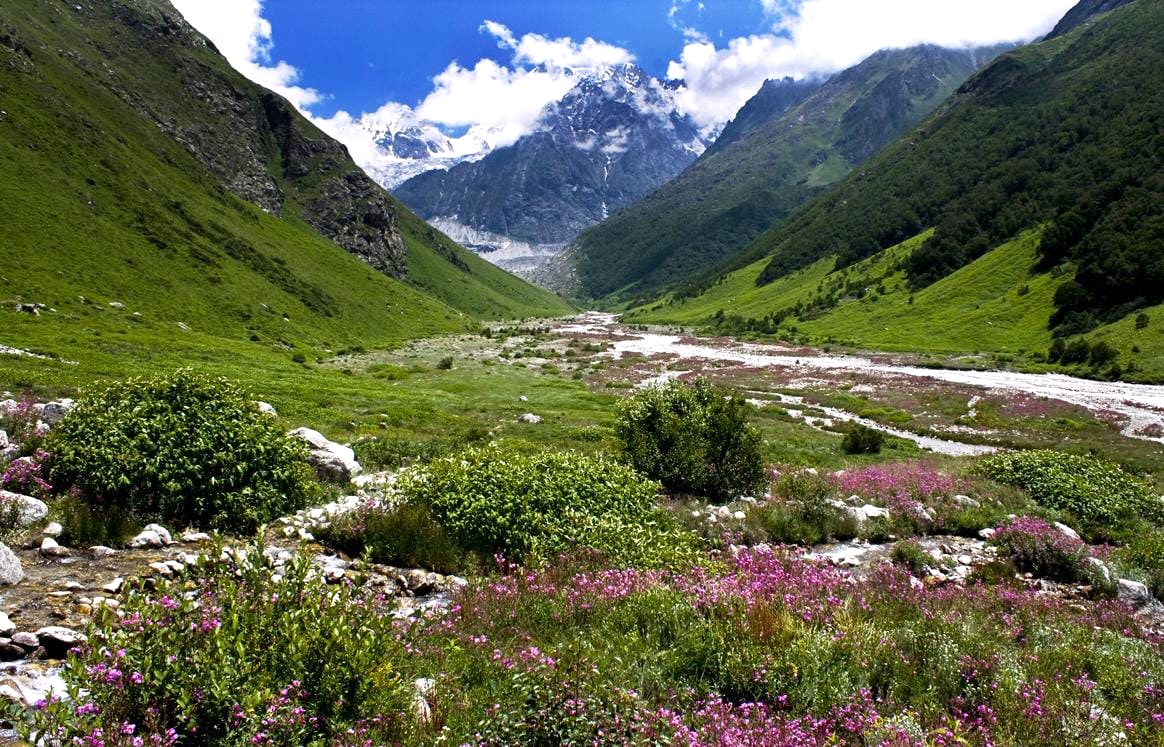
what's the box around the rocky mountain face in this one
[556,44,1009,301]
[86,3,410,277]
[392,64,708,275]
[350,104,494,189]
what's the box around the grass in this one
[629,228,1164,380]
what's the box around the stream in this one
[559,313,1164,455]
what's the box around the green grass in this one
[0,0,568,403]
[629,228,1164,380]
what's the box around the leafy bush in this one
[53,495,143,548]
[758,470,857,545]
[315,500,468,575]
[47,370,318,534]
[436,355,454,370]
[842,424,884,454]
[990,516,1092,583]
[1113,529,1164,599]
[396,445,689,565]
[979,450,1160,538]
[18,546,412,746]
[890,538,932,575]
[615,378,765,501]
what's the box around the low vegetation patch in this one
[616,378,765,501]
[980,450,1161,539]
[392,445,701,567]
[46,370,318,534]
[990,516,1095,585]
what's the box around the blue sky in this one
[171,0,1079,162]
[258,1,769,117]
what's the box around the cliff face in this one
[86,0,409,277]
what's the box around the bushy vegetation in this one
[980,450,1160,539]
[842,424,884,454]
[393,445,699,567]
[47,371,318,534]
[616,379,766,501]
[316,500,468,575]
[21,545,1164,745]
[990,516,1094,584]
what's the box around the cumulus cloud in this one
[669,0,1078,129]
[170,0,321,110]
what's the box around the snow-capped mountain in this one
[347,103,496,188]
[390,64,710,275]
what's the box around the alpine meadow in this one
[0,0,1162,745]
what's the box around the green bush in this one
[436,355,454,370]
[615,379,766,501]
[979,450,1160,538]
[759,471,857,545]
[842,424,884,454]
[47,370,318,534]
[891,539,932,575]
[315,500,468,575]
[396,445,684,564]
[1113,529,1164,599]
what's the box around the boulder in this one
[844,504,890,529]
[290,428,362,482]
[88,546,116,559]
[1117,579,1164,614]
[0,489,48,527]
[0,544,23,585]
[517,413,542,424]
[40,399,74,426]
[39,537,69,558]
[128,524,172,548]
[35,626,86,658]
[255,401,278,417]
[1053,522,1081,541]
[42,522,63,538]
[0,612,14,635]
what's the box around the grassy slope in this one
[629,227,1164,380]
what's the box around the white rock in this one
[1117,579,1163,613]
[953,494,980,508]
[88,545,115,559]
[0,490,48,527]
[0,543,24,585]
[181,532,211,544]
[1088,557,1112,586]
[42,522,63,538]
[290,427,362,482]
[732,511,747,521]
[519,395,529,402]
[517,413,542,424]
[39,537,69,558]
[148,562,172,577]
[143,524,173,545]
[255,401,278,416]
[1053,522,1081,541]
[102,578,124,594]
[128,530,164,549]
[40,399,74,426]
[977,528,996,540]
[0,612,15,635]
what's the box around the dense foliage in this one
[21,544,1164,745]
[979,450,1160,539]
[745,1,1163,332]
[616,379,766,501]
[47,371,318,533]
[395,445,699,566]
[842,424,885,454]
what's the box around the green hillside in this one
[562,45,1001,303]
[0,0,567,381]
[731,0,1161,335]
[629,228,1164,380]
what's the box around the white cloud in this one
[668,0,1078,129]
[170,0,321,110]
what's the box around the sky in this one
[170,0,1079,154]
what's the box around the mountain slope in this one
[560,44,1005,302]
[0,0,569,369]
[393,65,707,274]
[728,0,1161,335]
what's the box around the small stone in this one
[517,413,542,424]
[39,537,70,558]
[181,532,211,544]
[148,562,173,577]
[42,522,63,538]
[977,528,996,541]
[956,555,974,566]
[732,511,746,521]
[89,545,116,559]
[0,612,14,635]
[47,591,72,599]
[0,643,25,661]
[11,632,39,649]
[128,530,164,549]
[255,401,278,416]
[102,577,124,594]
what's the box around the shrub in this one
[1135,312,1149,330]
[842,424,884,454]
[315,500,468,575]
[1113,529,1164,599]
[436,356,454,370]
[979,450,1160,538]
[891,538,931,575]
[615,379,765,501]
[396,445,687,565]
[47,370,319,534]
[990,516,1090,583]
[758,470,857,545]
